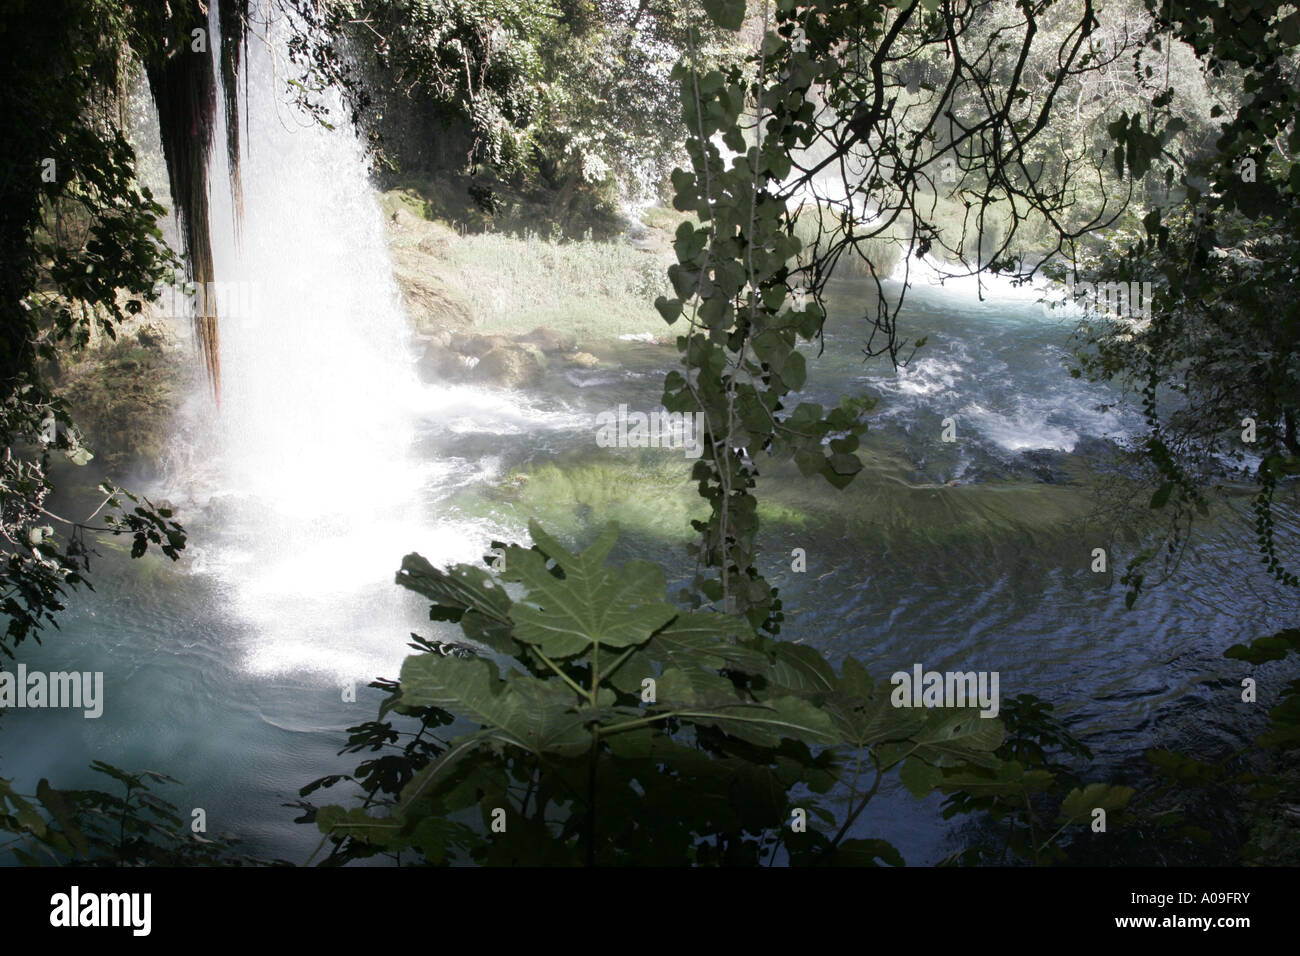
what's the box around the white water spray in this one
[167,12,509,684]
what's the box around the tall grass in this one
[443,228,673,340]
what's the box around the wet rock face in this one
[134,319,178,351]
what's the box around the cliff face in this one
[53,304,192,479]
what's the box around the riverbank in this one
[380,186,685,389]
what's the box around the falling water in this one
[166,11,488,686]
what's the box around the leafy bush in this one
[1,762,274,866]
[301,521,1022,865]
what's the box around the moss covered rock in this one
[56,319,191,477]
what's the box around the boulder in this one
[450,332,512,358]
[418,341,470,383]
[135,319,178,351]
[516,326,577,353]
[567,351,601,368]
[474,344,547,389]
[390,258,473,337]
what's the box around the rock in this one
[417,341,470,383]
[567,351,601,368]
[474,344,546,388]
[450,332,512,358]
[57,335,191,477]
[516,326,577,353]
[135,320,178,351]
[391,265,473,337]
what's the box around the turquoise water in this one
[2,273,1295,865]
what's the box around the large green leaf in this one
[681,695,840,747]
[652,612,767,675]
[899,756,943,797]
[837,655,875,698]
[315,806,402,847]
[396,728,509,815]
[399,654,590,757]
[1058,783,1135,823]
[767,641,837,694]
[595,646,652,696]
[657,666,742,705]
[503,521,676,657]
[939,761,1055,800]
[396,553,512,622]
[829,838,906,867]
[880,709,1004,770]
[825,687,926,750]
[396,554,520,655]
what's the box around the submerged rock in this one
[567,351,601,368]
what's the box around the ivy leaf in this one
[654,296,683,323]
[829,452,863,476]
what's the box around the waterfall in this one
[163,9,471,685]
